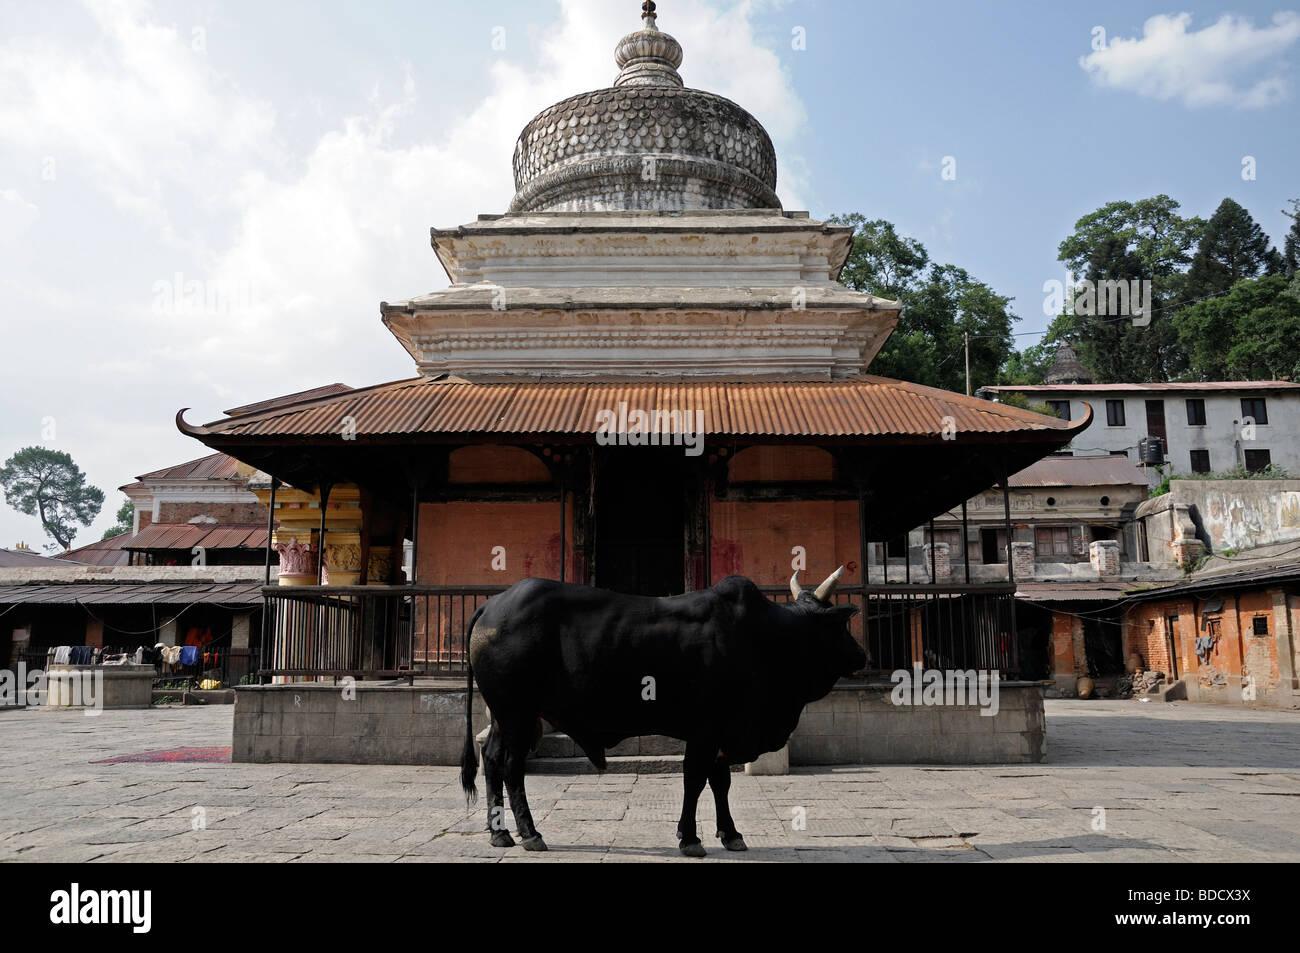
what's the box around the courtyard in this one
[1,699,1297,863]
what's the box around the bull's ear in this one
[828,603,860,622]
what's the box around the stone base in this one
[233,681,487,765]
[45,665,154,710]
[745,746,789,775]
[235,679,1047,766]
[1165,675,1297,710]
[789,681,1046,765]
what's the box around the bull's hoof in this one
[718,832,748,852]
[678,839,707,858]
[521,834,548,852]
[490,830,516,848]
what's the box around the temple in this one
[176,5,1087,762]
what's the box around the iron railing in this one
[260,586,504,682]
[262,582,1020,683]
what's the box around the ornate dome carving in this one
[509,2,780,213]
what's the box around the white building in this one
[979,382,1300,484]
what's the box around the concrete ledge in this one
[233,679,1047,766]
[46,665,154,710]
[789,681,1045,765]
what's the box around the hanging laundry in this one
[53,646,71,665]
[179,645,200,667]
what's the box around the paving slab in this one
[0,699,1297,862]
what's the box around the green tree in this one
[1184,198,1281,302]
[1283,198,1300,278]
[1172,275,1300,380]
[0,447,105,551]
[1053,195,1205,382]
[998,343,1052,385]
[103,497,134,539]
[831,214,1018,392]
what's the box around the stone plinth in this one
[234,679,1046,767]
[789,681,1046,765]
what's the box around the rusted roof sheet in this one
[183,376,1084,442]
[224,383,354,418]
[134,452,242,483]
[1009,455,1148,488]
[57,533,132,567]
[123,523,268,552]
[0,549,66,568]
[0,582,264,606]
[1016,582,1135,603]
[984,381,1300,394]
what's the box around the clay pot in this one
[1076,676,1095,699]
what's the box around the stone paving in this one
[1,700,1297,863]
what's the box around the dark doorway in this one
[980,527,1007,565]
[594,451,685,596]
[1145,400,1167,443]
[1083,611,1124,677]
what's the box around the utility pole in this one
[964,331,971,396]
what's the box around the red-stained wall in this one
[709,500,861,589]
[415,500,571,586]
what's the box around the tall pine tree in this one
[1184,198,1281,302]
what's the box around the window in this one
[1035,526,1072,557]
[1241,397,1269,426]
[1185,398,1206,426]
[1252,616,1269,637]
[1105,400,1126,427]
[1046,400,1070,420]
[1244,449,1272,473]
[1189,449,1211,474]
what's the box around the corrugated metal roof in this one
[188,376,1081,441]
[134,453,242,483]
[984,381,1300,394]
[0,582,264,607]
[57,533,132,567]
[1009,455,1148,488]
[1016,582,1136,603]
[123,523,268,552]
[0,549,65,568]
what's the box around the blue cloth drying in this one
[179,645,200,667]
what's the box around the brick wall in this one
[158,501,267,525]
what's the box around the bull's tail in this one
[459,603,487,806]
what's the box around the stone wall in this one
[234,680,1046,766]
[789,682,1045,765]
[233,683,488,765]
[1138,479,1300,566]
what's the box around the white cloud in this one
[0,190,39,242]
[0,0,808,546]
[1080,12,1300,109]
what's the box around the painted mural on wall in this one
[1201,487,1300,552]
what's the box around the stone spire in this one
[614,1,684,88]
[1044,343,1095,385]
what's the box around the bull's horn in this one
[814,566,845,602]
[790,572,803,600]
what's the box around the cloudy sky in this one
[1,0,1298,550]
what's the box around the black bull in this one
[459,569,866,856]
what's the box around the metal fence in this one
[263,582,1019,683]
[261,586,504,682]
